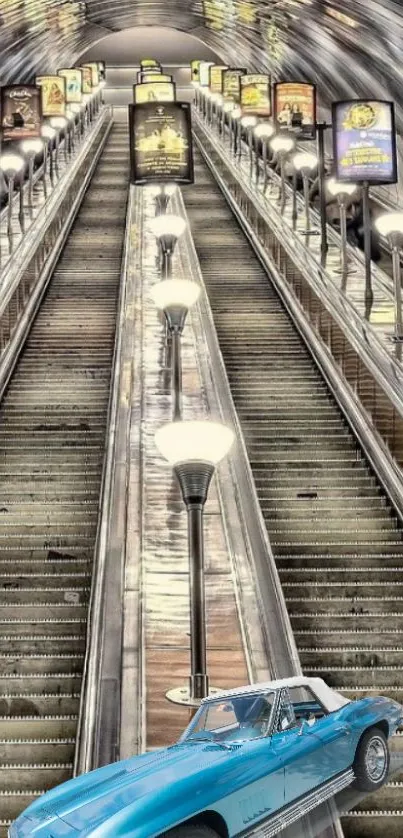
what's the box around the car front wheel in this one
[353,728,390,792]
[162,824,220,838]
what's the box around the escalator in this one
[0,123,129,834]
[182,149,403,838]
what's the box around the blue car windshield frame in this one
[181,691,278,744]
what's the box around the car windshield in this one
[183,691,276,743]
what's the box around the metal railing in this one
[192,119,403,525]
[0,108,113,405]
[74,185,134,775]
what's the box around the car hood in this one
[17,742,238,835]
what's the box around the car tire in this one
[353,728,390,792]
[162,824,220,838]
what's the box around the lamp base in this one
[174,461,215,506]
[166,685,223,707]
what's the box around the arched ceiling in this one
[0,1,401,125]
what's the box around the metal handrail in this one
[74,184,133,775]
[193,113,403,423]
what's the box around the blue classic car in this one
[10,676,403,838]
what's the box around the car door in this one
[288,685,353,781]
[270,689,327,804]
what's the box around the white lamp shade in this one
[41,125,56,140]
[254,123,275,139]
[210,93,222,104]
[327,177,357,197]
[270,135,295,154]
[65,109,75,120]
[69,104,81,114]
[204,89,213,100]
[0,153,25,174]
[20,139,44,155]
[150,279,201,311]
[375,212,403,237]
[232,107,242,120]
[50,117,68,129]
[293,151,318,171]
[149,214,187,240]
[241,116,258,129]
[192,81,200,88]
[155,420,235,466]
[223,102,235,113]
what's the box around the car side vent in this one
[204,744,243,751]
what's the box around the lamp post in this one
[155,420,235,704]
[149,214,187,278]
[327,178,357,283]
[222,101,234,141]
[240,116,257,176]
[231,107,242,157]
[376,213,403,341]
[65,108,76,155]
[0,153,25,244]
[204,89,213,126]
[292,151,318,234]
[210,93,222,131]
[254,123,275,187]
[50,117,69,165]
[41,125,56,189]
[20,138,44,215]
[151,184,178,216]
[69,103,82,146]
[270,135,295,214]
[150,279,201,420]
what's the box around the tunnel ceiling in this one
[0,1,401,120]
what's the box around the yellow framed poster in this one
[209,65,228,94]
[35,75,66,117]
[58,69,83,104]
[134,82,176,104]
[83,63,100,87]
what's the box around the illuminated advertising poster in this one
[191,60,202,83]
[223,68,246,102]
[209,65,228,94]
[332,99,397,185]
[1,85,42,142]
[273,82,317,140]
[241,74,271,116]
[129,101,194,185]
[140,74,172,84]
[203,0,234,31]
[58,69,83,104]
[235,0,257,25]
[134,82,176,104]
[199,62,214,88]
[97,61,106,82]
[36,75,66,117]
[79,66,93,94]
[83,63,100,87]
[141,59,160,68]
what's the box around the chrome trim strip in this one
[244,770,354,838]
[74,182,133,774]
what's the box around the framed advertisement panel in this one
[191,60,202,83]
[1,85,42,142]
[58,69,83,104]
[273,82,317,140]
[36,75,66,117]
[209,65,228,93]
[134,82,176,104]
[83,62,100,87]
[332,99,397,185]
[141,59,160,69]
[140,73,172,84]
[199,62,214,88]
[129,101,194,185]
[79,66,93,94]
[241,74,271,116]
[223,68,246,102]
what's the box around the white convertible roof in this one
[202,676,350,713]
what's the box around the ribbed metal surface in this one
[183,150,403,838]
[0,124,129,834]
